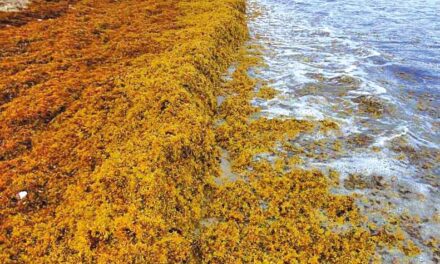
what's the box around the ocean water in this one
[248,0,440,262]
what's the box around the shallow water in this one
[248,0,440,262]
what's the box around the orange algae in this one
[0,0,420,263]
[255,85,278,100]
[203,47,420,262]
[0,0,180,161]
[0,0,247,262]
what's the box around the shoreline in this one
[0,0,431,262]
[245,0,439,262]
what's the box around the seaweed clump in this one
[0,0,248,262]
[200,46,420,262]
[255,85,278,100]
[353,95,388,117]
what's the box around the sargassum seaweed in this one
[0,0,418,263]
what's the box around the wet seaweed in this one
[0,0,420,262]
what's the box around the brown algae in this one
[0,0,421,263]
[204,44,419,263]
[0,0,248,262]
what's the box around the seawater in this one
[248,0,440,262]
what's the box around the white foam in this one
[262,106,291,118]
[357,82,388,95]
[333,116,363,135]
[373,126,409,147]
[261,95,327,120]
[311,152,415,182]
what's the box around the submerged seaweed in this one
[204,45,419,263]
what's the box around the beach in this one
[0,0,438,262]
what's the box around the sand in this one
[0,0,29,12]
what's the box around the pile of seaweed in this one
[0,0,418,262]
[0,0,246,261]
